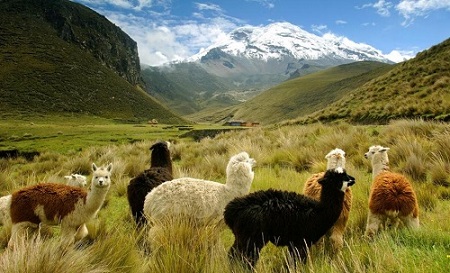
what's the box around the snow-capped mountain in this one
[189,22,392,63]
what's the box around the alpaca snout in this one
[248,158,256,167]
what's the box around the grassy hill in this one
[189,61,393,124]
[289,38,450,124]
[0,0,185,124]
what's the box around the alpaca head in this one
[91,163,113,189]
[226,152,256,186]
[325,148,346,170]
[318,167,355,192]
[64,174,87,187]
[364,145,390,164]
[150,140,172,171]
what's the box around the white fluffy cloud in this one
[396,0,450,25]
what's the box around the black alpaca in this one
[224,168,355,269]
[127,141,173,226]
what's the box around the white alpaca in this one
[64,174,87,188]
[364,145,419,237]
[0,195,12,227]
[8,163,113,248]
[144,152,255,227]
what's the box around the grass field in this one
[0,118,449,273]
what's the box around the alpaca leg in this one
[229,237,265,270]
[288,243,309,264]
[60,226,78,246]
[74,224,89,241]
[329,227,344,252]
[365,212,384,238]
[400,215,420,230]
[8,222,37,248]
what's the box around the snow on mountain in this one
[189,22,397,63]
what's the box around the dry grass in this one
[0,120,449,272]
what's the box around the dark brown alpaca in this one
[127,141,173,226]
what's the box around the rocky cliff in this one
[1,0,140,85]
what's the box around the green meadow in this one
[0,118,449,273]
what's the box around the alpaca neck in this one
[225,174,253,197]
[84,186,109,215]
[319,187,345,222]
[371,158,389,179]
[151,156,173,174]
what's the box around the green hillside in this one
[291,38,450,124]
[0,0,184,124]
[190,61,393,124]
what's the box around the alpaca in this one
[364,145,420,237]
[224,168,355,269]
[302,148,352,251]
[127,140,173,226]
[8,163,113,248]
[143,152,255,228]
[0,174,87,235]
[64,174,87,188]
[0,195,12,227]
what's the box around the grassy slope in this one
[0,2,184,124]
[292,38,450,124]
[190,61,393,124]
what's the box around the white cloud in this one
[94,2,239,65]
[245,0,275,9]
[396,0,450,25]
[357,0,393,16]
[335,20,347,25]
[311,24,328,34]
[384,49,416,62]
[195,2,223,12]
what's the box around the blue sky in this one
[72,0,450,66]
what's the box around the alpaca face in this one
[319,169,355,192]
[326,148,346,170]
[364,145,390,160]
[92,163,113,188]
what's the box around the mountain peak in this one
[190,22,394,63]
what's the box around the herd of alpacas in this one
[0,141,421,270]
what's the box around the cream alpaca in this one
[8,163,112,247]
[302,148,352,251]
[144,152,255,227]
[364,145,419,237]
[64,174,88,188]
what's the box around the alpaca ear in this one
[380,147,390,152]
[106,163,113,172]
[92,163,98,171]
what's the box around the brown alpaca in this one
[364,145,419,237]
[303,148,352,251]
[8,163,112,248]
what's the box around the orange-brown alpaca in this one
[364,145,419,238]
[303,148,352,251]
